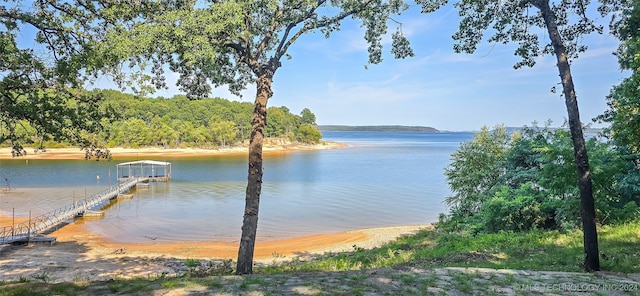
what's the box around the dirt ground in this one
[0,222,428,283]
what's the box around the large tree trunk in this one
[236,72,273,275]
[534,0,600,271]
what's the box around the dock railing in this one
[0,177,145,245]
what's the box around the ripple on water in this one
[1,132,472,242]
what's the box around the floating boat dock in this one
[117,160,171,182]
[0,160,171,245]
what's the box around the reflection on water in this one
[0,187,110,217]
[0,132,473,242]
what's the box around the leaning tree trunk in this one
[535,0,600,271]
[236,71,274,275]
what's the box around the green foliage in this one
[444,125,512,215]
[185,259,200,268]
[479,184,557,233]
[258,221,640,274]
[101,0,414,98]
[598,0,640,166]
[535,128,640,227]
[209,117,238,147]
[419,0,618,271]
[266,107,295,139]
[1,90,322,149]
[299,108,317,125]
[442,123,640,234]
[1,2,117,153]
[97,90,321,148]
[600,75,640,154]
[296,124,323,144]
[418,0,610,68]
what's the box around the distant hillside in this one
[318,125,439,132]
[502,126,604,135]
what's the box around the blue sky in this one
[100,4,624,132]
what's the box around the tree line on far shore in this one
[318,125,439,132]
[2,89,322,150]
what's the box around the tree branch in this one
[273,0,327,59]
[256,7,285,56]
[276,0,377,61]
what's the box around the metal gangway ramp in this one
[0,177,146,245]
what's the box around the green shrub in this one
[478,184,556,232]
[296,124,322,144]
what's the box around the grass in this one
[1,221,639,295]
[259,220,640,274]
[185,258,200,268]
[238,276,269,290]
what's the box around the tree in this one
[118,118,151,148]
[595,0,640,222]
[445,125,511,215]
[265,107,288,138]
[300,108,317,125]
[150,116,178,148]
[102,0,414,274]
[1,1,112,155]
[441,122,640,233]
[598,0,640,154]
[88,91,308,147]
[209,115,238,147]
[296,123,323,144]
[418,0,617,272]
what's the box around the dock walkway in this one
[0,177,147,245]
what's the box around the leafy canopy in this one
[101,0,415,98]
[441,123,640,234]
[417,0,611,68]
[597,0,640,153]
[0,1,117,152]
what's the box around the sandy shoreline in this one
[0,141,348,160]
[0,202,432,283]
[0,212,430,259]
[0,141,434,283]
[0,220,431,283]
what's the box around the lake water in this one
[0,131,473,242]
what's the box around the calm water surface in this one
[0,131,472,242]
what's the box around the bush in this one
[441,122,640,235]
[296,124,322,144]
[478,184,557,232]
[598,200,640,224]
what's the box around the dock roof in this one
[116,160,171,166]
